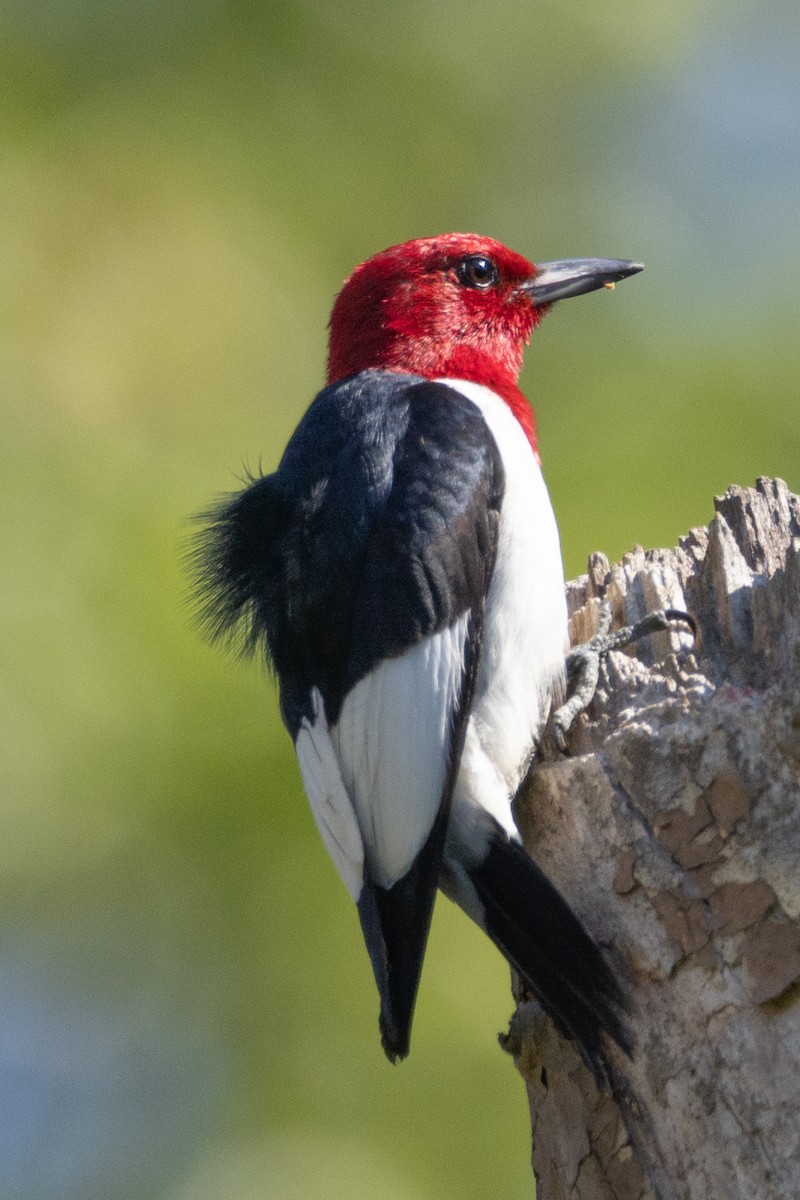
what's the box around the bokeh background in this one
[2,1,799,1197]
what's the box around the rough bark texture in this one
[509,477,800,1200]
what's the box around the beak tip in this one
[526,257,645,304]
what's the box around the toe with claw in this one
[552,606,696,752]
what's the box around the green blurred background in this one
[1,1,798,1197]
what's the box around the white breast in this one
[438,379,568,833]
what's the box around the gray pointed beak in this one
[522,258,644,305]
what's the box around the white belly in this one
[438,379,568,847]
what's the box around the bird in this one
[193,233,643,1077]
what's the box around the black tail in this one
[468,833,631,1081]
[357,799,452,1064]
[357,869,432,1064]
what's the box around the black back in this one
[193,370,504,735]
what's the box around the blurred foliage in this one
[1,1,798,1197]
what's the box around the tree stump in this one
[508,477,800,1200]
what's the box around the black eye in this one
[456,255,498,290]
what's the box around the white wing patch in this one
[296,689,364,901]
[330,615,470,890]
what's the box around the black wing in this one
[193,371,504,1059]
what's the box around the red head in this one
[327,234,643,451]
[327,233,543,445]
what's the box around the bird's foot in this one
[553,605,696,751]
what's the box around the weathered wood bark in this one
[508,477,800,1200]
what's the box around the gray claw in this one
[552,606,696,750]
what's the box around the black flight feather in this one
[468,830,631,1081]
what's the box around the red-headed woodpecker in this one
[195,234,643,1075]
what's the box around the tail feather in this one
[357,799,452,1063]
[467,833,631,1079]
[357,870,431,1064]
